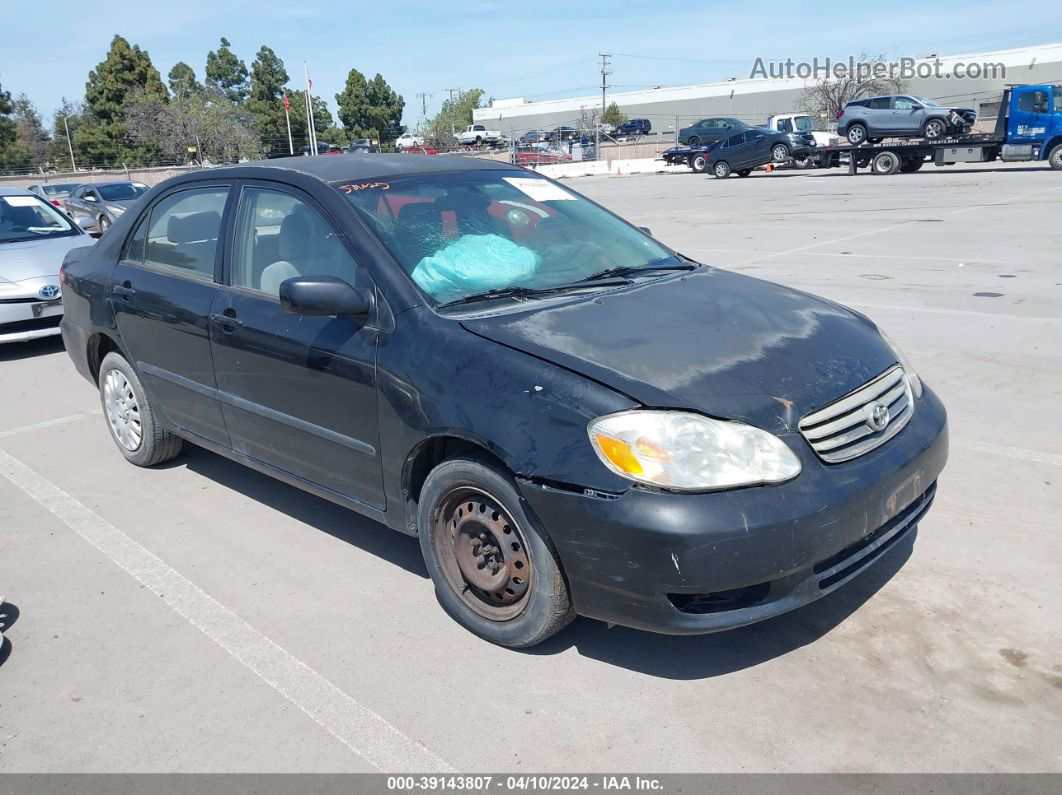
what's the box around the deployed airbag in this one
[411,234,540,302]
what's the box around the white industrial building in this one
[473,43,1062,137]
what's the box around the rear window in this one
[42,183,79,195]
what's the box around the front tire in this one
[98,352,183,467]
[923,118,947,140]
[737,169,752,177]
[417,457,574,648]
[1049,144,1062,170]
[713,161,731,178]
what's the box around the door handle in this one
[112,284,135,299]
[210,312,243,331]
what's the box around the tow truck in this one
[821,85,1062,175]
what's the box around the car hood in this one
[0,235,91,283]
[460,268,898,434]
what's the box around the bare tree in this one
[800,54,909,124]
[125,87,262,164]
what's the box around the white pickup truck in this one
[457,124,504,146]
[764,113,842,166]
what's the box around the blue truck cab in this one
[1000,84,1062,166]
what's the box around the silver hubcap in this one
[716,164,727,176]
[103,369,142,451]
[773,146,787,161]
[851,127,865,143]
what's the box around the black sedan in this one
[707,128,815,177]
[59,155,948,647]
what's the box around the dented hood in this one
[460,268,898,434]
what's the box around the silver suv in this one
[838,95,976,145]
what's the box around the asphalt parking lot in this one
[1,162,1059,773]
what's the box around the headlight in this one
[879,329,923,398]
[107,205,125,215]
[588,410,801,491]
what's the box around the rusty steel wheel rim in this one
[432,487,532,621]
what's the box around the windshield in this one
[97,183,147,202]
[0,194,78,243]
[42,183,79,196]
[336,170,678,305]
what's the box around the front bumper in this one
[0,296,63,343]
[519,386,948,634]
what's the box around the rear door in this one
[110,182,233,446]
[209,182,385,509]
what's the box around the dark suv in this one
[678,117,750,147]
[614,118,651,138]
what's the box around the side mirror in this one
[279,276,373,318]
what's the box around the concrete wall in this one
[0,165,202,190]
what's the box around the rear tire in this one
[846,123,868,145]
[417,457,574,648]
[687,135,701,147]
[713,161,731,178]
[872,151,902,176]
[689,153,707,173]
[98,352,183,467]
[1049,144,1062,170]
[98,216,110,234]
[900,158,925,173]
[771,143,790,162]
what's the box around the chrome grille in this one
[799,366,914,463]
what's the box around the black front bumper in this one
[519,386,948,634]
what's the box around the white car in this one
[395,132,426,150]
[0,187,93,343]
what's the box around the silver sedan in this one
[0,187,94,343]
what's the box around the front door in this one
[891,96,922,134]
[110,183,233,446]
[209,183,385,510]
[1010,87,1052,144]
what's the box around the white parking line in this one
[0,447,454,773]
[0,410,103,439]
[953,438,1062,468]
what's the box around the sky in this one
[3,0,1062,129]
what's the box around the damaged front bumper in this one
[519,386,949,634]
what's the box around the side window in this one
[1018,90,1049,113]
[894,97,916,110]
[868,97,891,110]
[1054,87,1062,112]
[231,187,359,298]
[84,189,99,202]
[776,118,793,133]
[724,132,745,147]
[121,213,148,264]
[143,187,229,280]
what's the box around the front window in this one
[97,183,148,202]
[0,194,78,244]
[336,171,678,306]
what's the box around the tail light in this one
[59,263,68,286]
[836,111,844,119]
[51,199,62,207]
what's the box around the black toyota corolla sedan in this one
[59,155,948,647]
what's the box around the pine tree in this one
[336,68,404,144]
[168,62,202,100]
[247,46,291,156]
[0,76,31,173]
[206,37,249,105]
[80,35,167,167]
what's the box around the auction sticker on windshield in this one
[2,195,40,207]
[504,177,576,201]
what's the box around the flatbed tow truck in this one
[819,85,1062,175]
[662,85,1062,176]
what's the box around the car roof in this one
[0,186,34,196]
[189,153,518,183]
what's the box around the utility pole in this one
[416,92,432,122]
[597,54,611,161]
[63,116,77,172]
[447,88,461,135]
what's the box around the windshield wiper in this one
[580,261,697,281]
[439,278,630,308]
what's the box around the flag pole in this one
[304,63,319,155]
[283,93,294,155]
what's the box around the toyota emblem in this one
[39,284,60,300]
[867,402,890,432]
